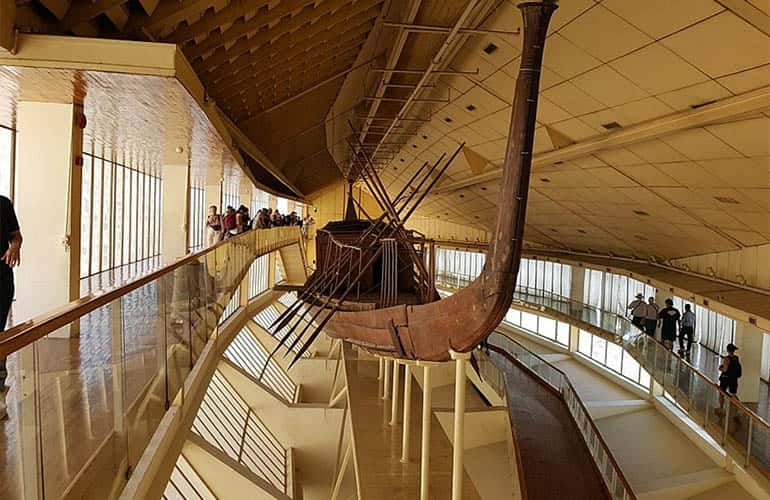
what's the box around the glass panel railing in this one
[440,270,770,477]
[485,331,636,500]
[0,226,300,500]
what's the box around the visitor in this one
[644,296,659,337]
[271,209,282,227]
[222,206,237,239]
[716,343,742,416]
[205,205,222,247]
[678,304,696,357]
[236,205,250,232]
[658,299,680,351]
[0,195,22,420]
[627,293,646,328]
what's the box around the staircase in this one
[277,243,308,285]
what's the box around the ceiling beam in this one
[39,0,71,21]
[242,54,378,121]
[189,0,380,67]
[138,0,161,16]
[229,51,362,114]
[178,0,312,57]
[215,108,304,197]
[105,3,130,31]
[163,0,286,45]
[215,39,366,107]
[144,0,217,33]
[209,23,371,100]
[433,85,770,194]
[229,52,359,117]
[203,5,378,86]
[61,0,127,29]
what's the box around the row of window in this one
[502,304,652,390]
[436,247,742,356]
[80,153,162,279]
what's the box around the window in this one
[222,178,239,211]
[80,152,162,280]
[577,328,650,389]
[188,180,205,252]
[502,307,569,348]
[0,126,14,198]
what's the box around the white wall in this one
[671,244,770,291]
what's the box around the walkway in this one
[512,288,770,424]
[486,346,611,500]
[529,250,770,328]
[496,328,757,499]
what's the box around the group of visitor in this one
[205,205,310,247]
[627,294,742,398]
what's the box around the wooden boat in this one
[278,0,559,362]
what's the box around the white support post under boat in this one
[378,357,384,380]
[390,360,400,426]
[330,441,353,500]
[401,362,414,463]
[419,361,435,500]
[450,350,470,500]
[383,358,391,400]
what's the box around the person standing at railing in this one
[206,205,223,247]
[0,195,22,420]
[716,343,742,415]
[658,298,680,351]
[627,293,646,328]
[644,296,659,338]
[678,304,696,358]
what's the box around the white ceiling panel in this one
[662,11,770,77]
[602,0,724,39]
[610,43,708,95]
[559,5,653,62]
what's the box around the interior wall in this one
[407,216,490,243]
[307,181,381,228]
[670,244,770,292]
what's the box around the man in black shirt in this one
[658,298,680,351]
[0,195,22,420]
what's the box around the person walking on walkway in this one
[678,304,696,357]
[644,297,659,337]
[658,299,680,351]
[0,195,22,420]
[627,293,646,328]
[719,343,741,398]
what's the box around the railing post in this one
[449,350,470,500]
[722,401,730,445]
[390,361,400,426]
[419,362,433,500]
[401,363,413,463]
[746,419,753,467]
[382,358,391,400]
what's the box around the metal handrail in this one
[511,285,770,435]
[486,333,637,500]
[0,226,301,357]
[437,271,770,440]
